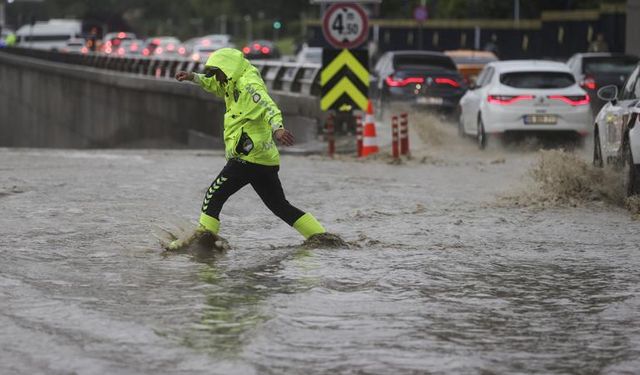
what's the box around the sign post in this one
[320,2,370,112]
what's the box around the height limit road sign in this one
[322,3,369,49]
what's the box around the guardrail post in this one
[326,113,335,158]
[392,115,400,159]
[356,114,363,157]
[400,113,409,156]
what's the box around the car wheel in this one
[593,129,604,168]
[623,140,640,196]
[477,116,487,150]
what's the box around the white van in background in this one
[16,19,82,51]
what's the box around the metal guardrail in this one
[0,47,322,97]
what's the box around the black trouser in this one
[201,159,305,226]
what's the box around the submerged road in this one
[1,144,639,374]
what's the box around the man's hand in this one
[175,71,194,82]
[274,128,294,146]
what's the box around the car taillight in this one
[253,43,261,50]
[581,77,596,90]
[155,47,163,55]
[167,44,175,51]
[487,95,535,105]
[81,47,88,54]
[548,95,590,106]
[192,53,200,61]
[385,75,425,87]
[117,47,125,56]
[105,47,113,54]
[142,48,150,56]
[434,77,461,88]
[242,46,250,54]
[178,47,186,55]
[118,32,126,39]
[261,46,270,54]
[130,43,138,52]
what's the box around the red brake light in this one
[261,46,271,54]
[113,39,121,46]
[155,47,163,55]
[153,38,161,44]
[118,32,126,39]
[142,48,150,56]
[581,77,596,90]
[105,47,113,54]
[435,77,461,88]
[130,43,138,52]
[178,47,186,55]
[81,47,88,54]
[242,46,251,54]
[253,43,261,50]
[385,75,425,87]
[487,95,535,105]
[548,95,590,106]
[117,47,125,56]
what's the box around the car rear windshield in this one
[500,71,575,88]
[394,55,456,71]
[583,56,639,75]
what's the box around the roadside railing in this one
[0,47,322,97]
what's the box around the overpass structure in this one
[0,48,324,149]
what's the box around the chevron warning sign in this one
[321,49,369,111]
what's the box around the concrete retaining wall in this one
[0,51,321,148]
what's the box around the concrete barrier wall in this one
[0,51,321,148]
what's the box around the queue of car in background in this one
[592,61,640,196]
[60,37,89,54]
[101,31,136,55]
[566,52,639,114]
[185,34,235,63]
[370,50,466,118]
[242,40,280,60]
[141,37,186,58]
[458,60,591,149]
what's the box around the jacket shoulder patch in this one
[252,93,261,103]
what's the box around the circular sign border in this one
[322,3,369,49]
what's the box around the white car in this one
[459,60,592,149]
[16,19,82,51]
[296,46,322,64]
[593,62,640,195]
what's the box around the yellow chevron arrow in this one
[321,49,369,87]
[321,76,368,111]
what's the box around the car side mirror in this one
[597,85,618,103]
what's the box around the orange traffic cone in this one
[361,100,379,157]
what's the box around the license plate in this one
[524,114,557,125]
[417,96,444,105]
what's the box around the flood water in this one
[1,137,640,374]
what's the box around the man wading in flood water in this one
[173,48,327,249]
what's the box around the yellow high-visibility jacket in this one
[193,48,284,166]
